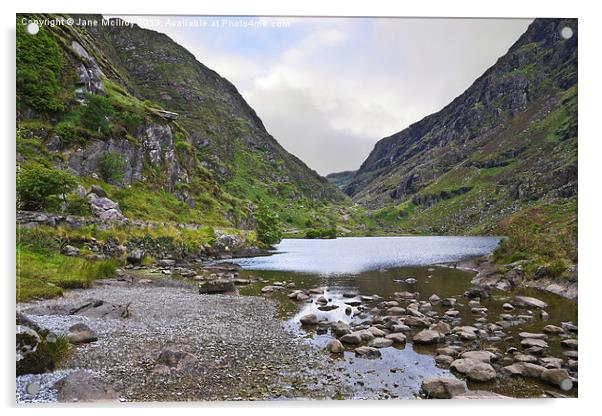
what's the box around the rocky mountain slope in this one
[344,18,577,269]
[17,13,343,230]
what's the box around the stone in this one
[340,333,362,344]
[503,362,546,378]
[90,184,107,197]
[421,377,466,399]
[68,323,97,344]
[386,306,406,315]
[198,279,235,294]
[540,357,564,369]
[513,354,538,363]
[326,339,345,354]
[369,337,394,348]
[88,195,127,223]
[513,296,548,309]
[465,287,490,299]
[521,338,549,349]
[385,333,407,344]
[451,358,496,382]
[430,321,451,335]
[69,299,130,319]
[299,314,318,326]
[157,347,197,372]
[367,327,387,337]
[561,322,578,332]
[540,368,573,390]
[61,245,80,256]
[435,355,454,368]
[391,324,410,333]
[158,259,176,267]
[502,303,514,310]
[413,329,443,344]
[126,248,144,265]
[405,316,429,327]
[461,350,495,363]
[405,278,417,284]
[466,362,496,382]
[356,329,375,341]
[354,346,381,359]
[54,371,119,402]
[331,321,351,338]
[429,294,441,303]
[561,338,578,349]
[518,332,548,340]
[436,347,461,358]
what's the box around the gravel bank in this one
[17,280,346,402]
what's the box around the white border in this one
[2,1,601,415]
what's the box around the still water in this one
[232,237,577,399]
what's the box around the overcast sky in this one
[114,16,532,175]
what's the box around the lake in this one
[231,236,578,399]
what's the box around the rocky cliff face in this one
[345,19,577,246]
[17,14,342,229]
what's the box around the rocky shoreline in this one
[441,258,578,302]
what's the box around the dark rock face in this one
[345,18,577,237]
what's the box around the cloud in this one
[118,16,532,174]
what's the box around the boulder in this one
[326,339,345,354]
[429,294,441,303]
[503,362,546,378]
[466,362,497,382]
[90,184,107,197]
[435,355,454,368]
[198,279,236,294]
[385,333,407,344]
[68,323,98,344]
[405,316,429,327]
[421,377,466,399]
[61,245,80,256]
[561,339,578,349]
[521,338,549,349]
[543,325,564,334]
[540,368,573,390]
[461,350,495,363]
[331,321,352,338]
[368,337,394,348]
[16,322,54,375]
[340,333,362,345]
[69,299,130,319]
[299,314,318,326]
[54,371,119,402]
[513,296,548,309]
[413,329,443,344]
[157,347,198,372]
[354,346,382,359]
[518,332,548,340]
[367,326,387,337]
[465,287,490,299]
[88,195,127,223]
[126,248,144,265]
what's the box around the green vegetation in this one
[17,226,119,302]
[305,227,337,239]
[16,20,68,112]
[98,151,125,183]
[254,205,283,245]
[16,165,77,211]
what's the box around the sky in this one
[111,16,532,175]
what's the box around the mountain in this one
[16,13,343,229]
[345,18,577,266]
[325,170,357,189]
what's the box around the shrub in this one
[80,94,115,134]
[16,165,77,210]
[254,205,283,245]
[98,152,125,183]
[305,227,337,239]
[64,193,91,216]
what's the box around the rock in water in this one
[354,346,381,359]
[299,314,318,326]
[326,339,345,354]
[368,337,394,348]
[340,333,362,344]
[513,296,548,309]
[421,377,466,399]
[53,371,120,402]
[413,329,443,344]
